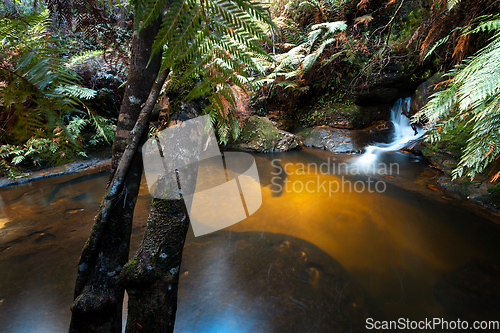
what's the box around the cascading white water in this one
[357,97,424,165]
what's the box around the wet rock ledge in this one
[0,157,111,188]
[296,121,393,154]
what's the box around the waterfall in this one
[357,98,424,165]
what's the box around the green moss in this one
[457,178,472,195]
[299,100,358,128]
[483,183,500,208]
[239,116,281,150]
[346,105,372,128]
[427,122,473,159]
[123,259,137,275]
[162,71,205,118]
[389,9,424,48]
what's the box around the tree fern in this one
[414,15,500,180]
[253,20,346,96]
[132,0,274,143]
[1,11,83,141]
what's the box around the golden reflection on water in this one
[0,218,9,229]
[206,157,489,319]
[230,164,474,270]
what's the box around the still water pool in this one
[0,148,499,332]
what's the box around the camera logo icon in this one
[142,115,262,237]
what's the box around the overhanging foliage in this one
[414,15,500,180]
[132,0,274,143]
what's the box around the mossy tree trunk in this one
[121,198,191,333]
[69,17,163,333]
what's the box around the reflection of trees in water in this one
[253,156,286,197]
[41,173,102,206]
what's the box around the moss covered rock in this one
[420,143,499,211]
[232,116,302,153]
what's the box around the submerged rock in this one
[177,231,375,333]
[419,145,499,212]
[435,259,500,322]
[401,138,425,155]
[230,116,302,153]
[296,122,392,154]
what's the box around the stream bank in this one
[0,152,111,189]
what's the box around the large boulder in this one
[409,72,443,116]
[296,122,392,154]
[231,116,302,153]
[353,70,418,107]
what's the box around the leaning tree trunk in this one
[69,17,163,333]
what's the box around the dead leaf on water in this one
[427,184,439,191]
[65,209,84,214]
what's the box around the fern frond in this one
[56,85,98,100]
[471,14,500,34]
[0,10,102,172]
[414,20,500,179]
[140,0,166,30]
[446,0,461,11]
[424,35,450,60]
[69,50,105,67]
[310,21,347,37]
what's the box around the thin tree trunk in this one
[69,17,164,333]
